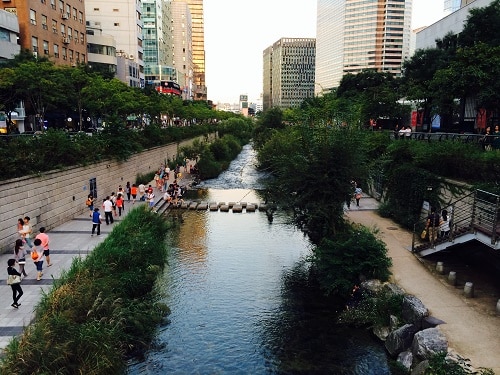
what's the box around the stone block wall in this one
[0,137,206,253]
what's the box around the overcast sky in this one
[204,1,446,104]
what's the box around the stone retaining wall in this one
[0,136,209,253]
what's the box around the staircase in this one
[412,190,500,256]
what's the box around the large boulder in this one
[402,295,429,329]
[385,323,419,357]
[411,328,448,362]
[360,279,383,294]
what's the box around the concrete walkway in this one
[0,164,196,352]
[346,196,500,373]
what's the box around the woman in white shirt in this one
[439,209,450,239]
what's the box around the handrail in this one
[411,190,494,253]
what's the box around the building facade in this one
[0,0,87,65]
[416,0,492,50]
[173,0,206,100]
[315,0,412,94]
[171,1,193,100]
[142,0,175,85]
[85,0,144,87]
[86,21,117,76]
[0,9,20,61]
[262,38,316,111]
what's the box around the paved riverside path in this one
[346,196,500,373]
[0,164,196,352]
[0,200,145,350]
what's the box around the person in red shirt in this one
[35,227,52,267]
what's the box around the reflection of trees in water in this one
[260,261,389,375]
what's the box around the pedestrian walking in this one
[91,207,102,236]
[147,190,155,209]
[31,238,44,281]
[7,259,23,308]
[116,194,124,216]
[354,186,362,207]
[126,181,131,202]
[86,194,94,217]
[19,216,33,248]
[102,196,114,224]
[439,209,451,239]
[13,239,28,277]
[425,207,441,243]
[131,184,138,204]
[35,226,52,267]
[17,218,25,242]
[138,183,146,201]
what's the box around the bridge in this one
[412,190,500,256]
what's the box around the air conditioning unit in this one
[63,37,70,44]
[61,13,68,19]
[33,51,38,58]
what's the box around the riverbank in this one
[346,203,500,373]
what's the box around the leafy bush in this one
[310,225,392,297]
[0,207,170,374]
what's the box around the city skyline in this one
[204,0,446,104]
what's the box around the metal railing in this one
[392,132,500,149]
[412,190,500,253]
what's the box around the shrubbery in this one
[0,207,171,374]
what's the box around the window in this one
[43,40,49,54]
[68,26,72,39]
[30,9,37,25]
[42,15,48,29]
[54,44,59,57]
[78,11,83,23]
[32,36,38,52]
[52,19,57,33]
[58,0,63,12]
[50,0,56,9]
[60,24,65,35]
[72,7,77,19]
[62,47,67,60]
[114,23,120,27]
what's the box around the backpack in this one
[31,251,39,261]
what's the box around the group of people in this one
[87,183,133,236]
[394,124,412,139]
[346,180,363,209]
[424,207,451,242]
[7,216,53,308]
[480,125,500,151]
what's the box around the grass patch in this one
[0,206,171,374]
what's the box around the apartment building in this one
[262,38,316,111]
[85,0,144,87]
[171,1,193,100]
[315,0,412,94]
[173,0,206,100]
[0,0,87,65]
[0,8,20,61]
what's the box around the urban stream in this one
[127,145,390,374]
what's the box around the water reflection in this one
[127,145,390,374]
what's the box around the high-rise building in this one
[171,1,194,100]
[173,0,206,100]
[142,0,174,84]
[262,38,316,111]
[315,0,412,94]
[85,0,144,87]
[0,0,87,66]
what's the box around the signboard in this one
[239,95,248,102]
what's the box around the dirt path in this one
[346,210,500,373]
